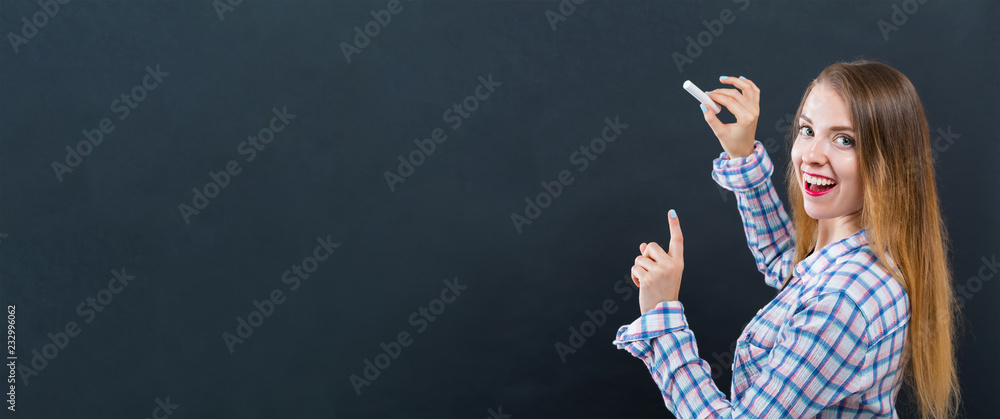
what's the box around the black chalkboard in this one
[1,0,997,418]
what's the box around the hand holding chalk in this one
[689,76,761,159]
[683,80,720,113]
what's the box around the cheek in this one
[836,158,863,203]
[837,156,859,182]
[790,140,804,163]
[790,146,803,174]
[849,176,864,200]
[846,181,865,211]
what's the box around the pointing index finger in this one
[668,209,684,258]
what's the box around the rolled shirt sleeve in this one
[612,292,874,418]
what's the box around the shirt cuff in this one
[711,140,774,192]
[612,300,687,349]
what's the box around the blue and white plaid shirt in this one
[613,140,910,418]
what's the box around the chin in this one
[803,205,837,220]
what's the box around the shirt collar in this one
[793,228,869,280]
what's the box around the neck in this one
[814,210,863,251]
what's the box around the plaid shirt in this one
[613,141,910,418]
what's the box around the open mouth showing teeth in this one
[803,173,837,193]
[807,182,835,193]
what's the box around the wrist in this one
[727,143,755,159]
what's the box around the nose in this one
[802,137,829,168]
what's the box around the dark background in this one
[1,0,997,418]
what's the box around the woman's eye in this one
[799,125,814,136]
[834,136,854,147]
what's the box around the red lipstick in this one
[802,171,837,197]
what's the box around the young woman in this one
[613,61,960,418]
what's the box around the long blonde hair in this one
[780,61,960,419]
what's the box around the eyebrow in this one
[800,115,855,133]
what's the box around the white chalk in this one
[682,80,720,113]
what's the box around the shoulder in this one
[799,245,910,344]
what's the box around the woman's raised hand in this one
[701,76,760,159]
[631,209,684,315]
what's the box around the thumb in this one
[667,209,684,259]
[639,242,647,255]
[701,102,725,136]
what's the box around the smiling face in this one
[791,83,864,222]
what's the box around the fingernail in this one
[669,209,677,219]
[699,104,707,113]
[720,76,728,80]
[739,76,746,80]
[705,90,712,94]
